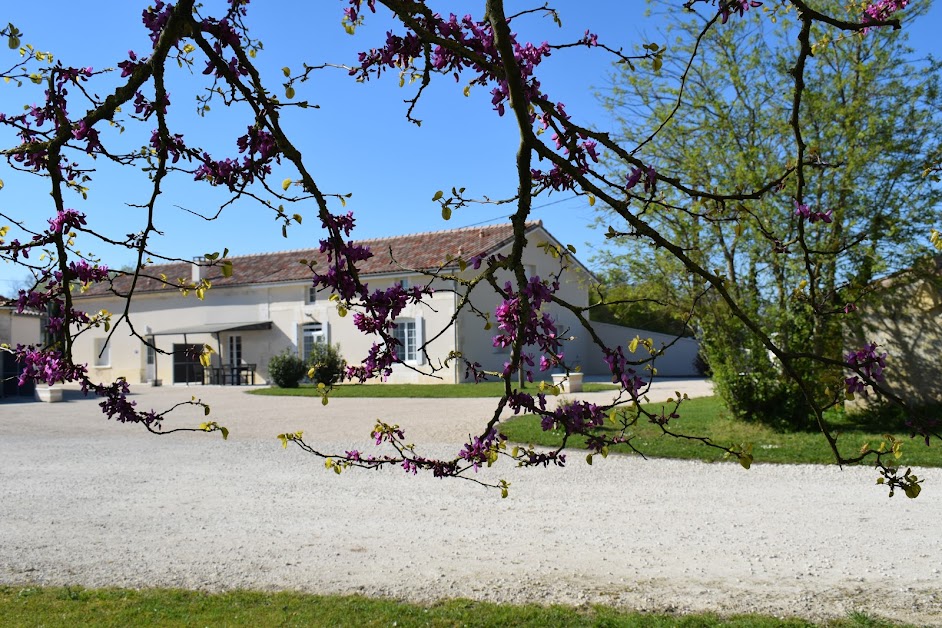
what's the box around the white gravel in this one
[1,380,940,626]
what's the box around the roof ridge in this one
[149,220,541,265]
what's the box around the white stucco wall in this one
[585,321,700,378]
[71,275,461,386]
[1,310,43,347]
[454,227,595,382]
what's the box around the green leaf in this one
[203,405,210,416]
[739,453,753,469]
[321,395,329,406]
[282,66,291,77]
[586,453,593,465]
[285,85,295,99]
[8,35,20,50]
[432,190,444,201]
[220,426,229,440]
[282,178,292,191]
[441,206,452,221]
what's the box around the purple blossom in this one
[47,209,87,234]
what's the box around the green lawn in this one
[500,396,942,468]
[248,380,618,398]
[0,586,912,627]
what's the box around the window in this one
[94,338,110,367]
[524,264,537,279]
[392,320,416,362]
[306,285,317,304]
[396,278,410,290]
[228,335,242,366]
[301,323,325,360]
[391,317,423,364]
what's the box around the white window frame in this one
[301,322,326,360]
[392,316,424,364]
[94,337,111,368]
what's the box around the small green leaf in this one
[285,85,295,99]
[501,487,509,498]
[220,426,229,440]
[203,405,210,416]
[432,190,444,201]
[8,36,20,50]
[739,453,753,470]
[282,66,291,77]
[586,453,593,465]
[321,395,329,406]
[282,178,292,191]
[441,206,452,221]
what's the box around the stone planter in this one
[35,386,63,403]
[551,372,583,393]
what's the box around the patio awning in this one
[149,321,273,336]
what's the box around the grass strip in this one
[0,586,912,627]
[500,396,942,467]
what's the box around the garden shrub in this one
[307,342,346,387]
[268,351,308,388]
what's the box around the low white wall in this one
[584,321,700,378]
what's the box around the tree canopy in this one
[595,0,941,430]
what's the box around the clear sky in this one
[0,1,940,295]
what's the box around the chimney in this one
[191,256,204,282]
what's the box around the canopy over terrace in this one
[147,321,273,385]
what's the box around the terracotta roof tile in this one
[80,221,541,297]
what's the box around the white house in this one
[71,222,700,386]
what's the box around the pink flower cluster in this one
[845,342,887,396]
[719,0,763,24]
[794,200,833,224]
[863,0,909,24]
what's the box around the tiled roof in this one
[80,221,542,297]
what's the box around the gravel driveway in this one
[1,380,940,626]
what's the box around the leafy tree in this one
[589,264,692,337]
[596,0,942,430]
[0,0,935,497]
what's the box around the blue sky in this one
[0,1,940,295]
